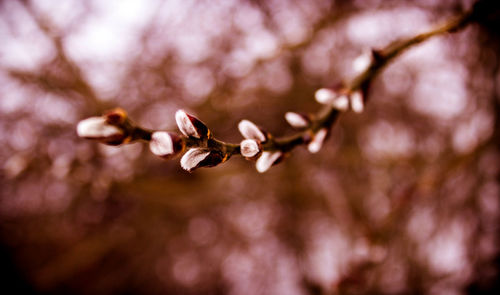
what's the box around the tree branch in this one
[77,4,479,173]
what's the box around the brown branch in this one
[78,4,479,173]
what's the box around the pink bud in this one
[180,148,224,172]
[238,120,267,142]
[285,112,310,128]
[332,95,349,111]
[175,110,210,139]
[240,139,261,158]
[149,131,184,159]
[307,128,328,153]
[350,91,364,113]
[315,88,349,112]
[256,151,283,173]
[353,51,372,74]
[315,88,337,104]
[76,116,126,145]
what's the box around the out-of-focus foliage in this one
[0,0,499,294]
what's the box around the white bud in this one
[238,120,266,142]
[350,91,364,113]
[77,117,122,139]
[307,128,328,153]
[175,110,199,138]
[180,148,211,172]
[353,51,372,74]
[315,88,337,104]
[256,151,282,173]
[149,132,174,156]
[285,112,309,128]
[240,139,260,157]
[332,95,349,111]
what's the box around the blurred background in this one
[1,0,499,294]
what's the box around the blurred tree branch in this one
[7,0,102,111]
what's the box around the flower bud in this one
[238,120,267,142]
[256,151,283,173]
[315,88,349,111]
[353,50,372,74]
[350,90,364,113]
[307,128,328,153]
[285,112,310,129]
[315,88,337,104]
[332,94,349,111]
[180,148,224,172]
[240,139,261,158]
[76,116,126,145]
[149,131,184,159]
[175,110,210,139]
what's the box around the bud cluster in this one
[307,128,329,154]
[238,120,266,158]
[283,112,329,153]
[173,110,226,172]
[78,84,364,174]
[77,104,336,173]
[315,87,364,113]
[237,120,283,173]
